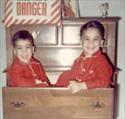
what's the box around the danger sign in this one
[4,0,61,27]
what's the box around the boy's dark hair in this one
[12,30,34,47]
[80,21,105,40]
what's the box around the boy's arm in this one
[55,70,75,87]
[37,63,51,86]
[55,60,79,87]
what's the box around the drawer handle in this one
[91,101,105,109]
[10,101,25,109]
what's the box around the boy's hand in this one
[68,81,87,93]
[35,79,43,84]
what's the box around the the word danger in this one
[16,2,48,16]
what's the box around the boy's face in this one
[14,39,34,64]
[81,28,103,57]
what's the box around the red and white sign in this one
[4,0,61,27]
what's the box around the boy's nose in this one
[22,49,27,54]
[89,40,94,45]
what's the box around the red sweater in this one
[7,57,50,87]
[56,50,113,89]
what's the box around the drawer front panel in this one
[3,88,114,119]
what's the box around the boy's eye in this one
[17,47,22,50]
[26,46,32,49]
[85,38,89,40]
[94,39,98,41]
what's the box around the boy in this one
[56,21,113,93]
[7,30,51,87]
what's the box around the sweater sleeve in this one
[55,70,75,87]
[56,61,78,87]
[37,63,51,86]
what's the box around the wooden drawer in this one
[2,87,114,119]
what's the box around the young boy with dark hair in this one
[56,21,113,93]
[7,30,51,87]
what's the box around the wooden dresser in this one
[3,17,120,119]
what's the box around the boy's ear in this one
[101,39,104,46]
[32,46,35,53]
[13,48,16,55]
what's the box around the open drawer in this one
[2,87,114,119]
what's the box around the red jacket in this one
[56,50,113,89]
[7,57,51,87]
